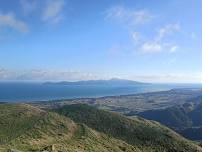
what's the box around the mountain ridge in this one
[54,104,202,152]
[0,104,140,152]
[44,78,149,86]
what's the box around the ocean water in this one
[0,82,202,102]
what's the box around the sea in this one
[0,82,202,102]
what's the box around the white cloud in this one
[42,0,65,24]
[20,0,38,15]
[156,23,180,41]
[1,68,202,83]
[134,23,181,53]
[0,13,28,33]
[141,42,162,53]
[105,6,181,55]
[169,45,179,53]
[140,42,179,54]
[105,6,153,26]
[132,32,141,44]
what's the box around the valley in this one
[32,88,202,142]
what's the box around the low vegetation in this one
[0,104,140,152]
[0,103,201,151]
[136,102,202,140]
[54,104,202,152]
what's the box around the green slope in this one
[0,104,140,152]
[136,105,192,129]
[0,103,201,152]
[55,104,202,152]
[135,102,202,140]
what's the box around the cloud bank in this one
[0,69,103,81]
[0,69,202,83]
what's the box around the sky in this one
[0,0,202,83]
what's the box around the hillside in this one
[0,104,140,152]
[54,104,202,152]
[135,102,202,140]
[0,103,202,152]
[135,105,193,129]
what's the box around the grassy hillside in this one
[0,104,140,152]
[54,104,202,152]
[135,102,202,140]
[136,106,193,129]
[0,103,202,152]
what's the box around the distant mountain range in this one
[44,78,149,86]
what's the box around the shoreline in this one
[1,87,202,104]
[0,88,174,104]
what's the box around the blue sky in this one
[0,0,202,82]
